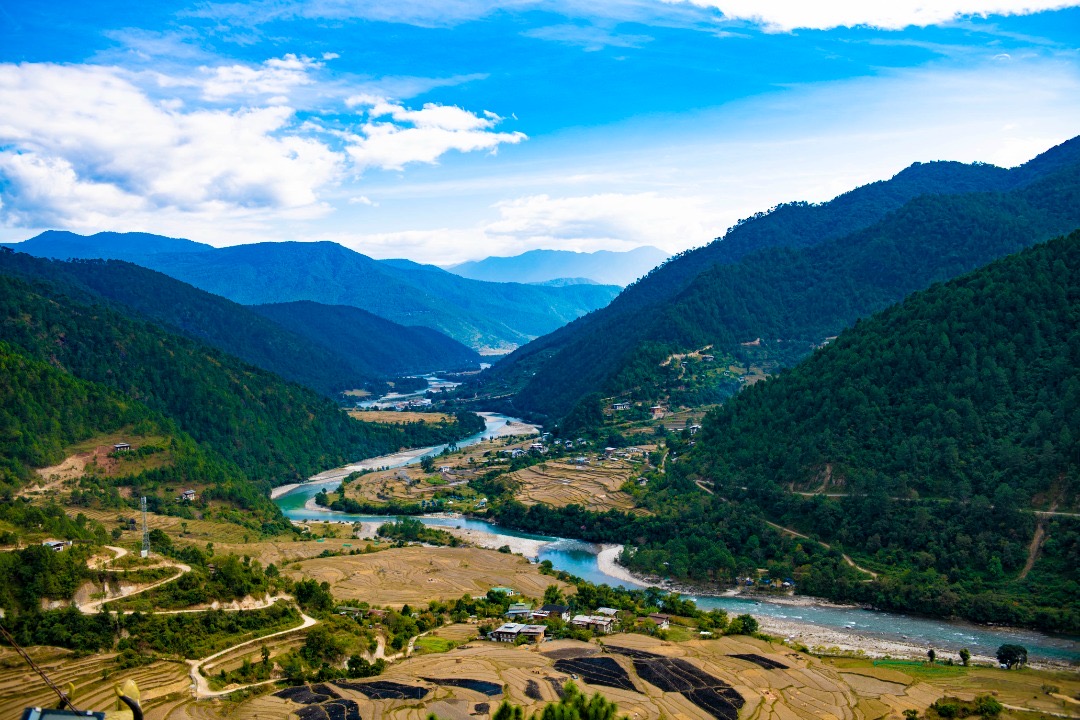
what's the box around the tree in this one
[902,710,919,720]
[420,455,436,473]
[726,614,759,636]
[927,648,936,664]
[996,644,1027,669]
[958,648,970,667]
[543,585,566,606]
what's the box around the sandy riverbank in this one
[596,544,646,587]
[440,523,549,557]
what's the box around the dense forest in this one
[473,136,1080,424]
[0,268,486,531]
[677,231,1080,630]
[0,252,479,397]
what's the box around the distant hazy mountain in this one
[8,233,620,352]
[446,247,669,286]
[3,230,210,257]
[0,251,480,396]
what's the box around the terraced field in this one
[286,546,571,606]
[0,647,191,720]
[509,459,644,513]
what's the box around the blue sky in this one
[1,1,1078,263]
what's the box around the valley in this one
[3,129,1080,720]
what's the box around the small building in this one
[647,613,671,630]
[490,586,517,597]
[506,602,533,619]
[511,448,526,458]
[532,604,570,622]
[688,424,702,435]
[571,615,616,634]
[574,456,590,465]
[604,447,617,458]
[596,607,619,617]
[439,466,452,473]
[490,623,546,643]
[612,402,631,411]
[529,442,546,454]
[41,539,70,552]
[113,442,131,453]
[701,354,715,362]
[180,489,196,501]
[650,406,666,419]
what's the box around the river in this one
[274,409,1079,665]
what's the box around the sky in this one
[0,1,1078,264]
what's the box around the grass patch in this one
[872,659,966,679]
[413,636,457,654]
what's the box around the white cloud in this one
[0,61,524,234]
[0,62,342,229]
[667,0,1080,31]
[344,101,526,171]
[201,53,321,100]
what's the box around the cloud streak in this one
[667,0,1080,31]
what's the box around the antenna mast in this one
[141,496,150,558]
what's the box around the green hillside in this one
[0,252,479,397]
[250,300,480,379]
[682,232,1080,631]
[479,136,1080,423]
[0,271,485,529]
[12,233,622,352]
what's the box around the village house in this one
[611,402,631,411]
[113,442,131,453]
[596,607,618,617]
[490,623,546,643]
[688,424,702,435]
[650,406,666,419]
[41,539,71,552]
[490,586,517,597]
[506,602,533,619]
[180,489,196,501]
[532,604,570,621]
[646,613,671,630]
[571,615,616,634]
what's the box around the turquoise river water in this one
[275,410,1079,665]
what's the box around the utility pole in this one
[141,496,150,558]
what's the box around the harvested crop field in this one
[552,657,637,692]
[728,654,789,670]
[286,545,571,606]
[421,678,503,696]
[347,410,454,424]
[508,460,643,513]
[336,680,430,699]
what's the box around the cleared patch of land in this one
[508,459,645,513]
[284,545,571,606]
[347,410,454,424]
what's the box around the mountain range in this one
[5,233,621,352]
[0,251,480,397]
[445,246,669,286]
[475,135,1080,423]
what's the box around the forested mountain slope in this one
[9,233,621,351]
[681,231,1080,630]
[0,272,480,496]
[251,300,480,379]
[480,135,1080,422]
[0,252,479,397]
